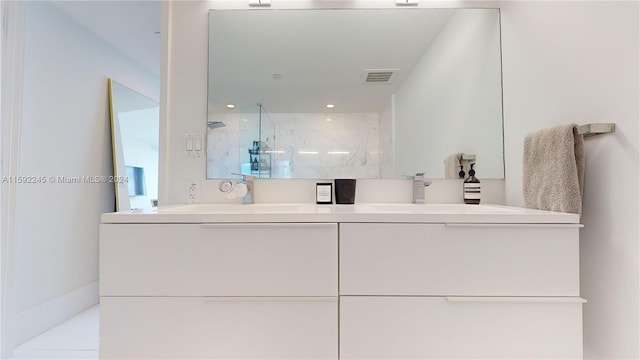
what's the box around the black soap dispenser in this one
[463,163,481,205]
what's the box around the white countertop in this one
[101,203,580,224]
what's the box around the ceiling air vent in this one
[362,69,398,84]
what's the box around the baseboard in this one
[13,281,99,348]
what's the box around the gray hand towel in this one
[523,124,585,214]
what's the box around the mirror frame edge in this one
[107,78,122,211]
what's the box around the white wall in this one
[394,9,504,179]
[162,0,211,205]
[500,1,639,358]
[8,1,159,349]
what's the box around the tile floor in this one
[10,305,99,360]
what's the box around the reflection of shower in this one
[207,121,226,129]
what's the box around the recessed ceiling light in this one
[326,118,332,122]
[326,104,335,109]
[226,104,235,109]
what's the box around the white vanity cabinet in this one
[339,223,583,359]
[99,223,339,359]
[339,223,579,296]
[100,204,583,359]
[340,296,583,359]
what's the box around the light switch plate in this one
[184,134,204,158]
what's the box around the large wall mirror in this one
[108,79,159,211]
[207,8,504,180]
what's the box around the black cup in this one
[334,179,356,204]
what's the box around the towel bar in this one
[577,123,615,137]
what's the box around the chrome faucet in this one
[229,173,256,204]
[239,174,255,204]
[412,173,432,204]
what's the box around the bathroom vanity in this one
[99,204,583,359]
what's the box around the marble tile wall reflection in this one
[207,112,382,179]
[271,113,380,179]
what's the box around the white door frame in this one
[1,1,25,358]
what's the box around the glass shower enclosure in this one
[206,103,275,179]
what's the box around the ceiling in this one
[209,8,455,113]
[52,0,161,77]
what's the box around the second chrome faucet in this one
[412,173,432,204]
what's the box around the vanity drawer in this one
[100,223,338,296]
[100,296,338,359]
[340,223,579,296]
[340,296,583,359]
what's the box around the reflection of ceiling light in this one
[264,150,285,154]
[326,118,332,122]
[298,151,319,155]
[226,104,235,109]
[241,118,248,122]
[326,104,334,109]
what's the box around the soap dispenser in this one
[463,163,481,204]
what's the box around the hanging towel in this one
[444,153,463,179]
[523,124,585,214]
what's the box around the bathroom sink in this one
[106,202,578,224]
[157,203,525,215]
[158,203,316,214]
[355,203,523,214]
